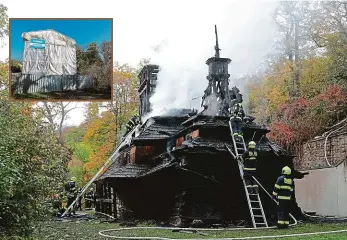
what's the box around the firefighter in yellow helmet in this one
[272,166,294,229]
[241,141,258,193]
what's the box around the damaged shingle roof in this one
[98,161,177,180]
[181,114,269,132]
[97,110,290,181]
[177,137,233,152]
[135,124,184,140]
[182,114,229,126]
[98,163,150,180]
[98,140,289,181]
[134,116,188,141]
[138,160,177,177]
[175,137,288,156]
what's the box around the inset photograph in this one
[9,18,112,101]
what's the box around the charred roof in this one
[98,163,149,180]
[133,116,190,142]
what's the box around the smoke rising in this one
[145,0,278,118]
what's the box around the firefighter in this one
[234,102,243,112]
[77,187,83,211]
[241,141,258,193]
[229,104,245,140]
[93,189,97,209]
[85,188,94,209]
[272,166,294,229]
[52,192,64,216]
[125,115,140,136]
[65,177,78,216]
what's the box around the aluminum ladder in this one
[227,120,268,228]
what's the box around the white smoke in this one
[145,0,278,119]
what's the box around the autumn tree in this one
[274,1,311,97]
[109,61,140,136]
[64,124,89,185]
[64,59,147,182]
[64,109,117,181]
[84,102,99,122]
[248,0,347,150]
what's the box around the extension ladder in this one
[227,120,268,228]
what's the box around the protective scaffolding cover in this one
[21,29,77,75]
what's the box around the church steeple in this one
[201,25,233,116]
[214,25,221,58]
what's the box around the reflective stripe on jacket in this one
[242,150,258,172]
[272,175,293,200]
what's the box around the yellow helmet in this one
[248,141,256,149]
[71,177,77,182]
[282,166,291,175]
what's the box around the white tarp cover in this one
[22,29,77,75]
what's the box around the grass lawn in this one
[8,220,343,240]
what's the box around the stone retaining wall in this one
[294,131,347,170]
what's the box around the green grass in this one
[20,220,346,240]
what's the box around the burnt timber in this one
[95,25,305,227]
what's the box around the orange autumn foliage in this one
[81,110,117,179]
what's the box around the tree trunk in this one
[294,15,300,96]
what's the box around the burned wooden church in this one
[94,26,307,227]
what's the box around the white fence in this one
[11,73,93,94]
[296,162,347,217]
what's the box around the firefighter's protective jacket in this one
[272,175,294,200]
[232,107,245,119]
[66,181,77,199]
[242,149,258,172]
[126,116,140,132]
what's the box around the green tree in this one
[0,85,70,235]
[69,166,85,186]
[299,57,333,98]
[10,59,22,73]
[64,125,87,150]
[74,142,92,163]
[0,4,8,46]
[76,46,88,73]
[85,43,102,66]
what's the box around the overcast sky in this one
[1,0,280,126]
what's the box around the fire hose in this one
[98,227,347,239]
[97,176,301,239]
[324,123,347,167]
[97,169,347,237]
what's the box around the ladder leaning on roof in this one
[61,124,140,217]
[226,120,268,228]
